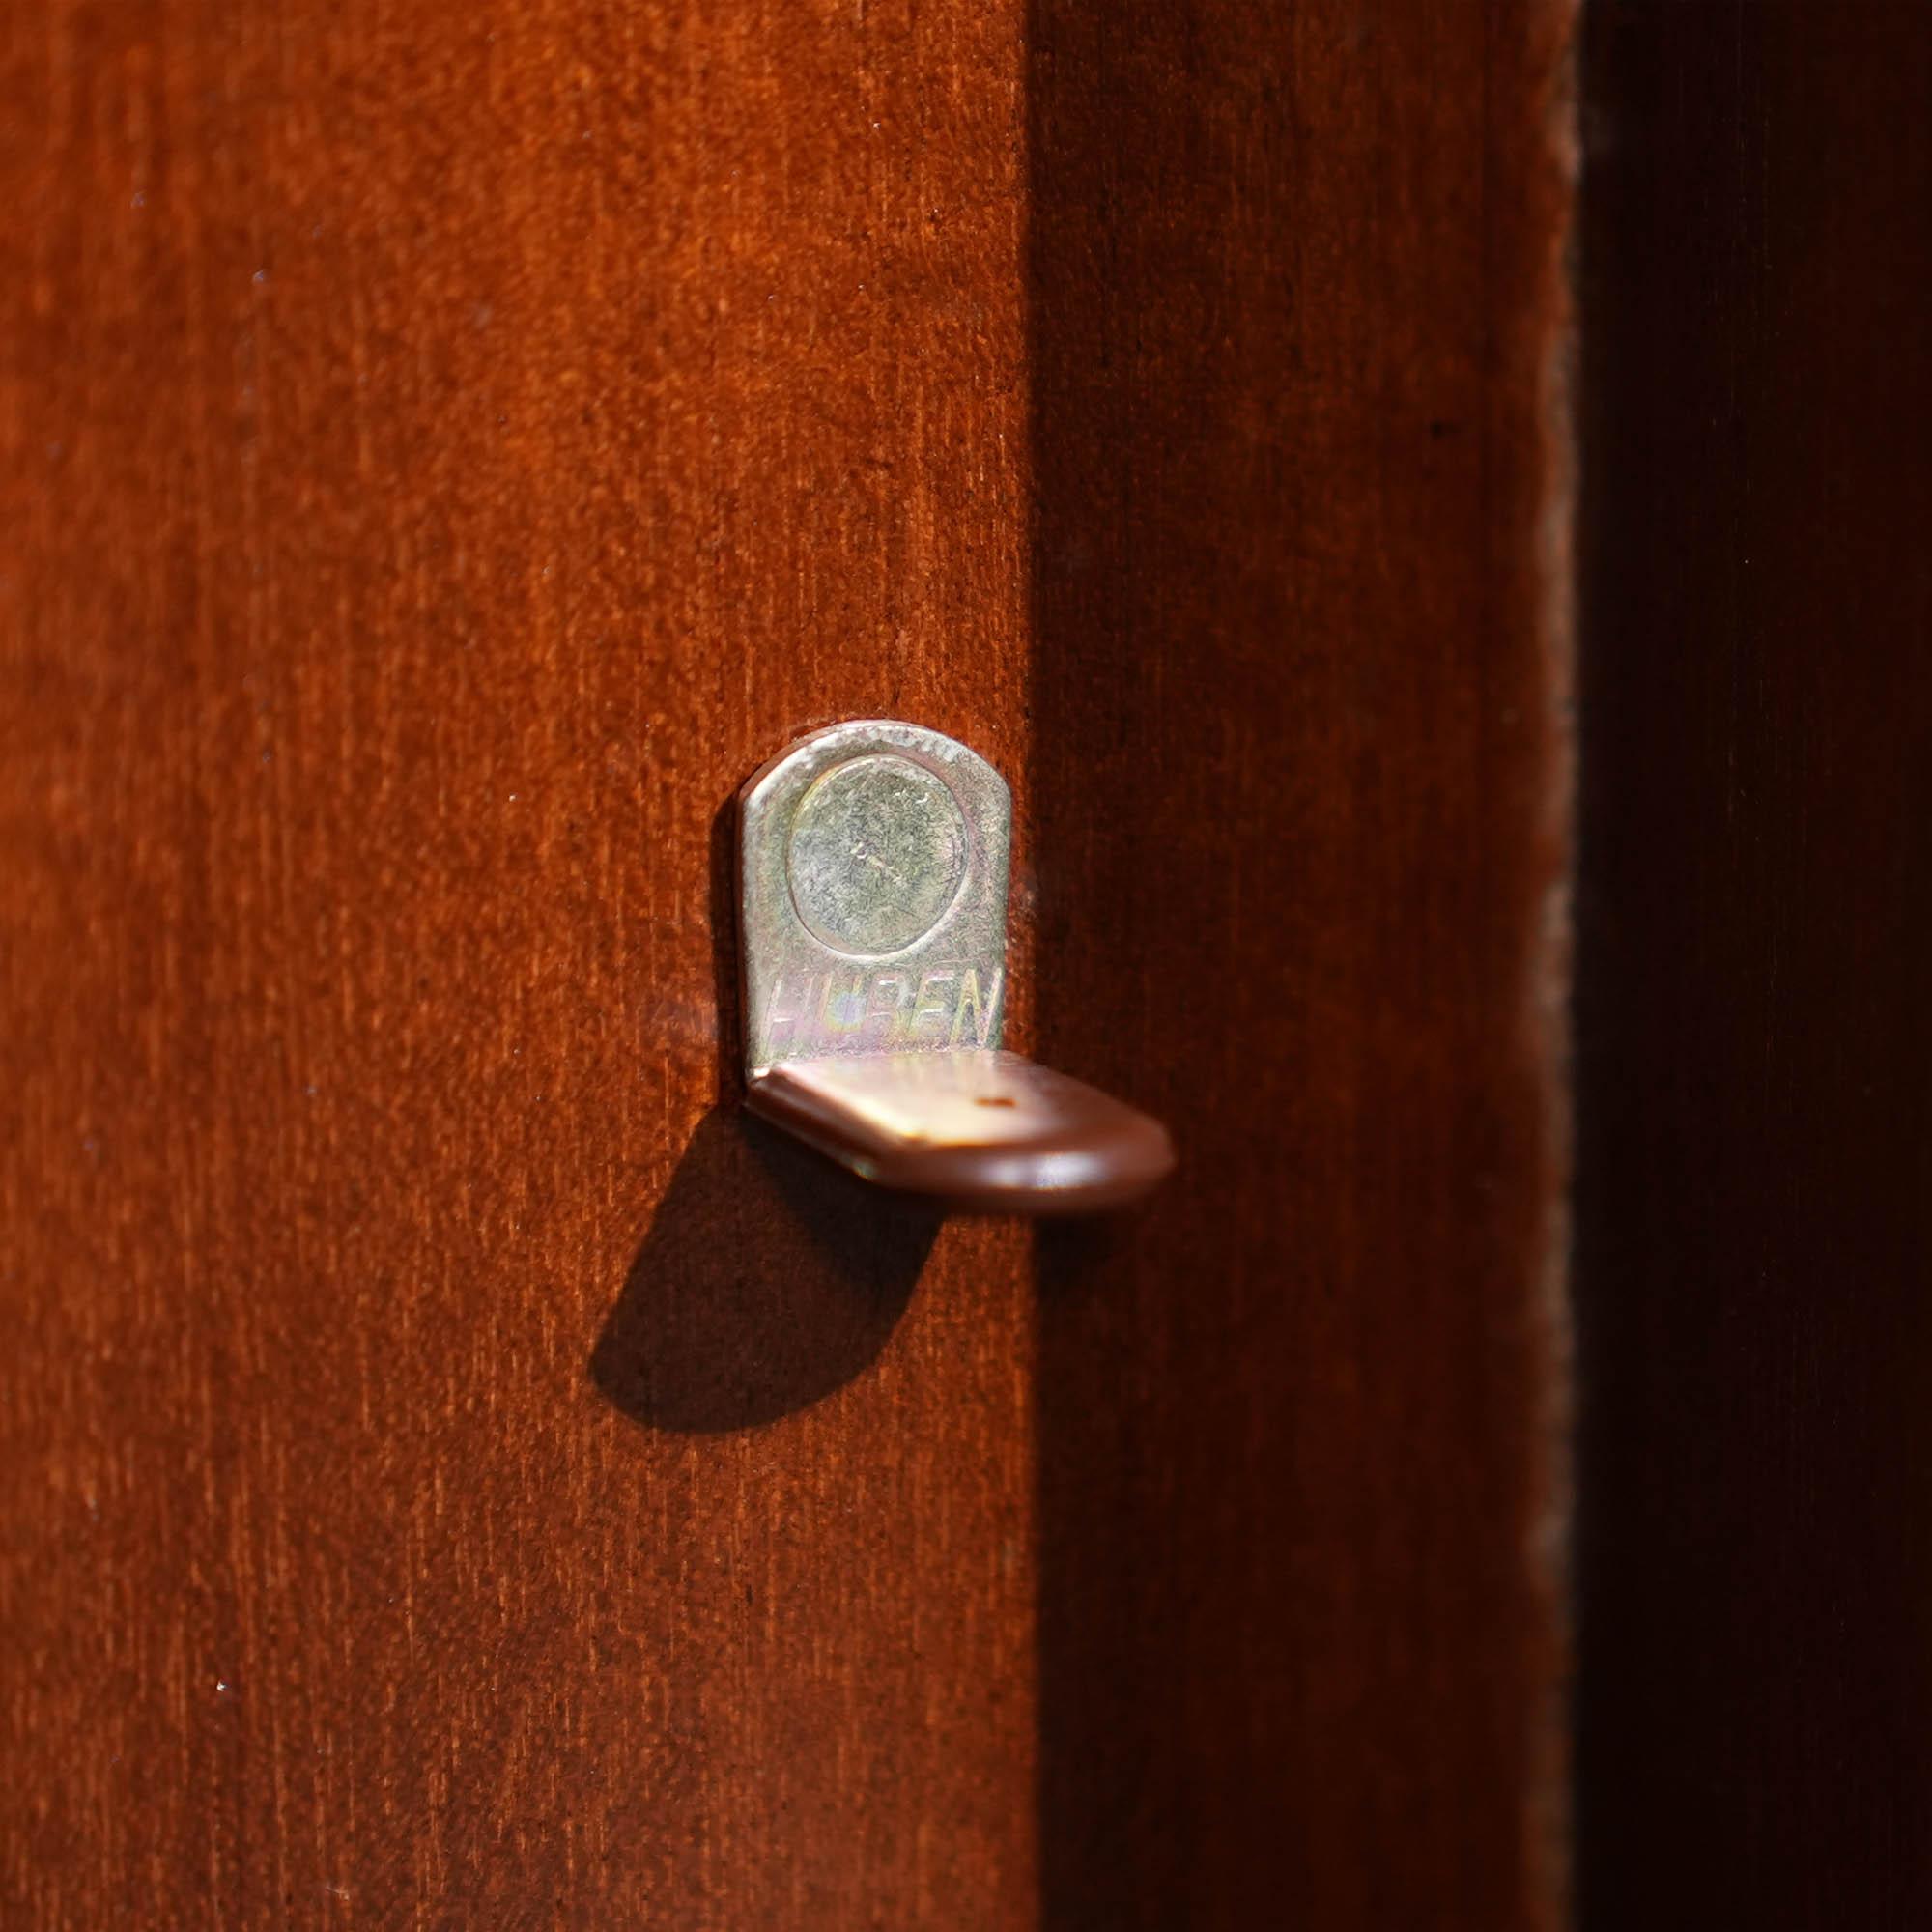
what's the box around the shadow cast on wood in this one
[590,1106,942,1435]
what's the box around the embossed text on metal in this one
[740,720,1009,1075]
[736,719,1174,1213]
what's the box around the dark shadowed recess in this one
[1576,6,1932,1925]
[1027,4,1569,1926]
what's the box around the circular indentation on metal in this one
[786,753,969,957]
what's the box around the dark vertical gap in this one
[1576,3,1932,1925]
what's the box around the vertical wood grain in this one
[2,0,1577,1924]
[1577,6,1932,1925]
[1,2,1036,1923]
[1028,4,1576,1925]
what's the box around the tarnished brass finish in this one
[738,721,1173,1211]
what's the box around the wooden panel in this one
[1028,5,1576,1927]
[0,1,1037,1924]
[1577,5,1932,1925]
[2,0,1578,1924]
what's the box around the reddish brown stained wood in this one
[1,2,1036,1924]
[1027,3,1576,1925]
[1,0,1577,1925]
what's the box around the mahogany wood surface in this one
[1,3,1037,1923]
[1029,6,1574,1925]
[1577,7,1932,1926]
[2,1,1575,1924]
